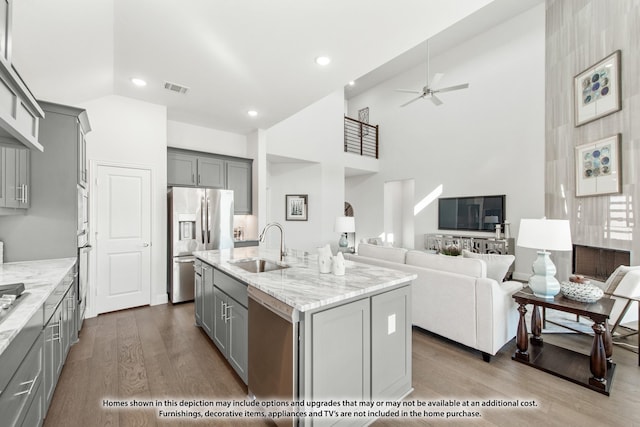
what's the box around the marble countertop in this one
[0,258,76,356]
[194,247,416,312]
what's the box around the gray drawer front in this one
[0,309,43,394]
[214,268,247,307]
[0,332,43,427]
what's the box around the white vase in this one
[317,244,333,274]
[333,252,345,276]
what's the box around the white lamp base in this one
[528,250,560,299]
[338,233,348,248]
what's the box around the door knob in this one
[142,243,150,247]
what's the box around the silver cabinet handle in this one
[14,373,39,397]
[226,304,233,322]
[192,173,195,184]
[23,184,28,204]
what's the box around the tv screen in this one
[438,195,505,232]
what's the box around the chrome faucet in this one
[259,222,286,261]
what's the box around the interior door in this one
[95,165,151,314]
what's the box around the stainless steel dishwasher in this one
[248,286,298,425]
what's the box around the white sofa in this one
[345,243,523,361]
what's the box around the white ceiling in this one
[11,0,539,136]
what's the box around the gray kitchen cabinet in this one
[0,330,44,427]
[197,157,225,188]
[195,260,248,384]
[167,148,252,214]
[77,123,88,188]
[167,151,197,186]
[43,303,63,408]
[371,286,411,400]
[1,144,29,209]
[0,0,9,62]
[194,259,203,326]
[226,159,252,214]
[310,298,371,403]
[201,262,215,338]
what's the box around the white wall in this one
[82,95,168,315]
[264,90,345,253]
[167,120,247,157]
[346,4,546,279]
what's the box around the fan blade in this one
[436,83,469,93]
[430,94,443,106]
[430,73,444,88]
[400,95,423,107]
[395,89,422,94]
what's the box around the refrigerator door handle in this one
[206,196,210,246]
[200,195,206,244]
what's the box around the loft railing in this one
[344,116,378,159]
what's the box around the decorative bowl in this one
[560,281,604,303]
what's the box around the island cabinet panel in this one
[194,259,203,325]
[194,261,248,384]
[43,303,63,408]
[201,263,215,337]
[310,299,371,402]
[371,286,412,400]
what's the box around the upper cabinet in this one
[0,144,30,209]
[167,148,253,214]
[0,0,44,151]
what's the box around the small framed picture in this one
[285,194,308,221]
[574,50,621,127]
[575,134,621,197]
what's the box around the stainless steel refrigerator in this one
[168,187,234,303]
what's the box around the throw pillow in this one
[462,250,515,282]
[603,265,640,294]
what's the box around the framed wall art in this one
[574,50,621,127]
[575,134,621,197]
[285,194,308,221]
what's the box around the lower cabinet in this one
[195,261,248,384]
[194,259,203,326]
[0,331,44,427]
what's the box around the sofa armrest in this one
[475,278,524,355]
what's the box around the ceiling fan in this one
[396,40,469,107]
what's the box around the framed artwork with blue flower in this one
[574,50,621,127]
[575,134,621,197]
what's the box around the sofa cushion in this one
[603,265,640,294]
[357,243,408,264]
[405,250,486,278]
[462,250,514,282]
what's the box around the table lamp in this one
[334,216,355,248]
[517,218,572,299]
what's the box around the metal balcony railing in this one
[344,116,378,159]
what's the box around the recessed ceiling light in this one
[131,78,147,87]
[315,56,331,66]
[247,110,258,117]
[348,81,355,86]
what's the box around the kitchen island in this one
[194,247,416,426]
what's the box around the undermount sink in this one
[229,258,289,273]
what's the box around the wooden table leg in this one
[603,321,613,366]
[530,304,543,346]
[515,303,529,362]
[589,322,607,391]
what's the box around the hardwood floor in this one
[44,303,640,426]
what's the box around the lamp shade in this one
[334,216,355,233]
[517,218,572,251]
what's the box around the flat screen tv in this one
[438,195,505,232]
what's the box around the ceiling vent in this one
[163,81,189,94]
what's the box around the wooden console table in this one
[512,288,616,395]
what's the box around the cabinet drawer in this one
[213,268,247,308]
[43,276,72,324]
[0,332,44,427]
[0,309,43,394]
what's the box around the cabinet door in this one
[311,299,370,402]
[0,146,4,206]
[4,146,29,208]
[227,299,248,384]
[77,124,87,188]
[201,264,214,337]
[212,286,228,353]
[167,152,197,186]
[194,261,203,326]
[43,317,56,410]
[0,0,9,62]
[226,160,252,214]
[197,157,225,188]
[371,286,411,400]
